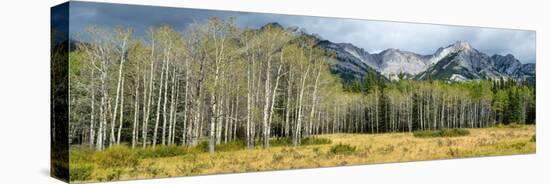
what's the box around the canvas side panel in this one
[51,2,70,183]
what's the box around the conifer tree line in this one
[67,17,536,153]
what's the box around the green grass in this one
[413,128,470,138]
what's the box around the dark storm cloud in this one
[69,1,536,63]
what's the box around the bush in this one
[195,140,246,152]
[531,135,536,142]
[216,141,246,152]
[93,145,139,169]
[196,141,209,152]
[440,129,470,137]
[136,145,188,158]
[70,147,95,164]
[268,137,293,147]
[413,128,470,138]
[302,137,332,145]
[69,147,95,181]
[69,163,94,181]
[272,153,285,163]
[329,143,356,155]
[492,123,524,128]
[263,137,332,147]
[195,137,332,151]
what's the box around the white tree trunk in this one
[294,66,310,146]
[116,77,125,144]
[153,58,167,148]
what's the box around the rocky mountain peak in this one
[275,23,534,82]
[451,40,473,51]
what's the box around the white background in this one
[0,0,547,183]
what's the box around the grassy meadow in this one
[69,125,535,183]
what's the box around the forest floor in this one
[70,125,535,183]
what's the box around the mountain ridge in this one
[273,22,535,82]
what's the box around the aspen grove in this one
[68,17,536,153]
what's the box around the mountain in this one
[318,38,536,82]
[314,40,431,80]
[415,41,536,82]
[492,54,522,75]
[262,22,535,83]
[375,48,431,80]
[416,41,502,81]
[315,40,380,80]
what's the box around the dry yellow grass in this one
[81,125,535,183]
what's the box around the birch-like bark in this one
[181,58,189,145]
[89,68,95,148]
[307,65,322,136]
[161,57,170,146]
[267,63,283,146]
[142,33,155,148]
[152,56,167,148]
[132,70,139,148]
[116,77,125,144]
[294,66,310,146]
[261,52,272,149]
[110,34,129,147]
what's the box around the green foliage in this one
[302,137,332,145]
[263,137,332,147]
[267,137,293,147]
[492,79,535,125]
[70,147,95,164]
[196,140,246,152]
[93,145,139,169]
[413,128,470,138]
[329,143,357,155]
[135,145,189,159]
[492,123,524,129]
[69,163,94,181]
[216,141,246,152]
[531,135,536,142]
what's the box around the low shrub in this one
[492,123,524,128]
[531,135,536,142]
[440,129,470,137]
[264,137,332,147]
[413,128,470,138]
[93,145,139,169]
[329,143,356,155]
[302,137,332,145]
[447,148,460,157]
[377,144,395,154]
[269,137,293,147]
[272,153,285,163]
[135,145,188,158]
[70,147,95,164]
[196,141,210,152]
[216,141,246,152]
[69,163,94,181]
[196,140,246,152]
[511,142,527,150]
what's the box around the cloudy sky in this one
[63,1,536,63]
